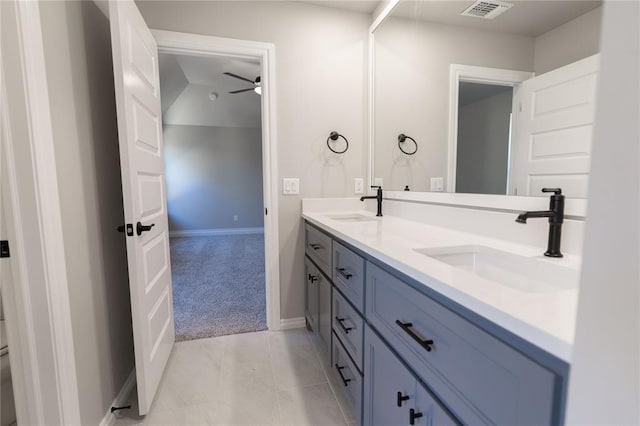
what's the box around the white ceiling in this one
[159,53,261,128]
[389,0,602,37]
[299,0,381,14]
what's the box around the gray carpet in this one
[169,234,267,341]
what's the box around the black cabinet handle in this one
[397,391,410,407]
[308,274,318,283]
[395,320,434,352]
[409,408,423,425]
[136,221,155,236]
[309,243,322,250]
[336,267,353,280]
[334,364,351,386]
[335,316,353,334]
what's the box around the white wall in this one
[136,0,370,320]
[565,1,639,423]
[456,89,513,195]
[164,125,264,232]
[373,16,534,191]
[38,1,134,424]
[533,7,602,75]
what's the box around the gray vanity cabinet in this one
[364,326,456,426]
[303,219,566,425]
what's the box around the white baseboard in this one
[99,369,136,426]
[280,317,306,330]
[169,227,264,238]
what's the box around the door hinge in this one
[0,240,10,258]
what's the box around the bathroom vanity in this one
[302,200,580,425]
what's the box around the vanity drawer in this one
[332,332,362,424]
[332,242,365,313]
[333,289,364,372]
[305,224,332,276]
[366,262,557,425]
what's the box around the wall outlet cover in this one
[355,178,364,194]
[430,177,444,192]
[283,178,300,195]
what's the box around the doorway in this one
[158,52,267,341]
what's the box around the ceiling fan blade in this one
[229,88,254,94]
[223,72,256,84]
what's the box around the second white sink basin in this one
[326,213,377,222]
[415,245,578,293]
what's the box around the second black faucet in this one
[360,186,383,217]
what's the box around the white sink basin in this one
[415,245,578,293]
[326,213,377,222]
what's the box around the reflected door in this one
[510,55,599,197]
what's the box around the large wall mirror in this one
[371,0,602,198]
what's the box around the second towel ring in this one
[327,131,349,154]
[398,134,418,155]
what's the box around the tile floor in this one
[115,328,356,426]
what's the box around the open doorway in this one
[158,53,267,341]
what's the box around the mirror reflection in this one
[372,0,602,197]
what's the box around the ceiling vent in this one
[461,0,514,19]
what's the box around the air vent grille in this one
[461,0,514,19]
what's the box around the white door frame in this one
[447,64,533,192]
[151,30,281,331]
[0,0,81,424]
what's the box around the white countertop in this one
[302,209,580,363]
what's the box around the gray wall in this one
[137,0,370,321]
[565,1,639,423]
[456,89,513,195]
[373,16,534,191]
[164,125,264,231]
[533,6,602,75]
[39,1,134,424]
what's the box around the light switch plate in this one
[430,177,444,192]
[354,178,364,194]
[283,178,300,195]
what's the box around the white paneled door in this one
[510,55,599,198]
[109,0,174,415]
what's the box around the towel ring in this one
[398,134,418,155]
[327,131,349,154]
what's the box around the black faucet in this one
[360,186,383,217]
[515,188,565,258]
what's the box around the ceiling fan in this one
[224,72,262,95]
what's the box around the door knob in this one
[136,221,155,236]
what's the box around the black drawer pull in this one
[336,267,353,280]
[335,316,353,334]
[334,364,351,386]
[309,243,322,250]
[409,408,423,425]
[397,391,410,407]
[308,273,318,283]
[395,320,434,352]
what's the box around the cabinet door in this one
[364,326,416,426]
[414,382,457,426]
[305,257,319,331]
[318,273,331,354]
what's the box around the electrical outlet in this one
[233,215,239,222]
[283,178,300,195]
[374,177,383,188]
[430,177,444,192]
[354,178,364,194]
